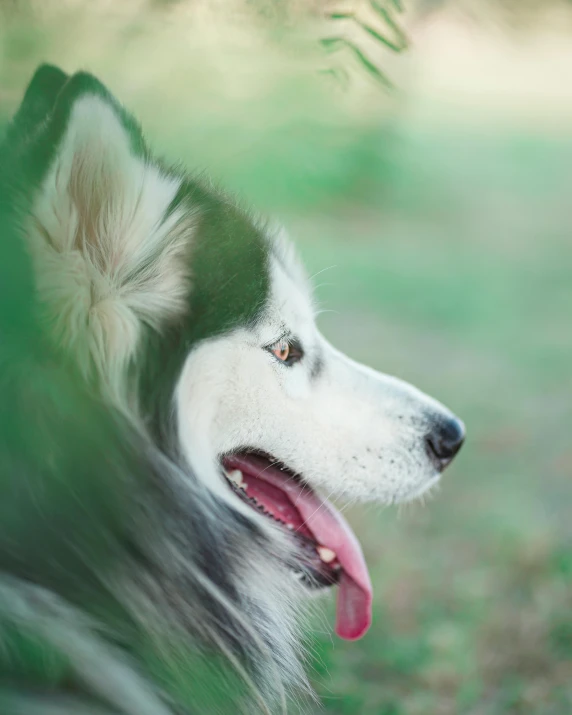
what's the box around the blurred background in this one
[1,1,571,713]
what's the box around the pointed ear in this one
[8,64,69,141]
[26,72,193,397]
[0,64,68,342]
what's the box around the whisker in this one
[309,264,337,282]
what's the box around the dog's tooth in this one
[317,546,336,564]
[286,524,294,531]
[226,469,244,488]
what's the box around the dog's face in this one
[20,66,464,644]
[175,231,464,639]
[179,241,463,506]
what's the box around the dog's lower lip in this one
[223,464,341,579]
[222,451,374,640]
[222,460,317,541]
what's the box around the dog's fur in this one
[0,65,464,713]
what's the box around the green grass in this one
[289,123,572,714]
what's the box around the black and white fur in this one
[0,65,464,713]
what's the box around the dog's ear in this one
[0,65,70,346]
[8,64,69,141]
[25,71,193,397]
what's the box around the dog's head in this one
[16,65,465,642]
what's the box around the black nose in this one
[425,417,465,471]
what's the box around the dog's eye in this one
[272,340,290,362]
[268,338,303,366]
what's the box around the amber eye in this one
[272,340,290,362]
[267,337,303,366]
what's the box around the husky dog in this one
[0,65,465,714]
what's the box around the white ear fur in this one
[27,95,195,400]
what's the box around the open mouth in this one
[222,451,372,641]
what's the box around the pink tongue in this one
[295,492,373,641]
[225,455,373,640]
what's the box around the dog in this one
[0,64,465,714]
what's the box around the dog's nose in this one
[425,416,465,471]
